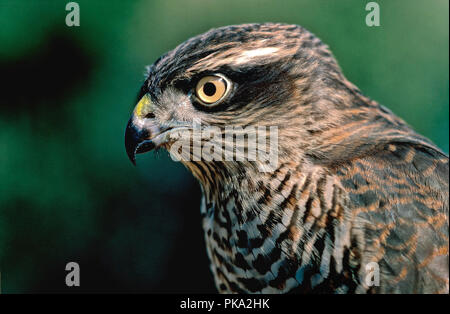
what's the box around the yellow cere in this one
[134,94,153,118]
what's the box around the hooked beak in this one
[125,94,159,165]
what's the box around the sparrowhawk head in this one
[125,23,423,186]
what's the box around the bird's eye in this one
[195,74,230,106]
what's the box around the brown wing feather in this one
[336,143,449,293]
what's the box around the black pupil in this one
[203,82,216,97]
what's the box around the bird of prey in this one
[125,23,449,293]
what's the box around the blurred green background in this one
[0,0,448,293]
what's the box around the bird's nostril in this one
[145,112,156,119]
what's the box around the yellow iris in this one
[195,75,229,105]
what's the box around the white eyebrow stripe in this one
[234,47,280,64]
[242,47,280,58]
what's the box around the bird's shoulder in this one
[330,142,449,293]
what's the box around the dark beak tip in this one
[125,118,156,165]
[125,119,139,166]
[129,154,137,166]
[125,145,137,166]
